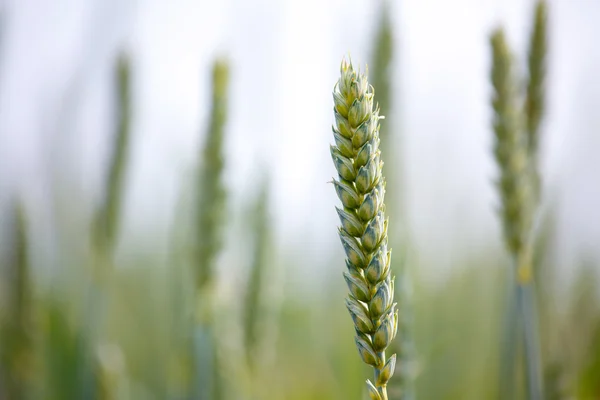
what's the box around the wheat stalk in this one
[525,3,554,398]
[490,29,543,400]
[79,53,133,399]
[243,176,272,372]
[331,58,398,400]
[192,58,230,400]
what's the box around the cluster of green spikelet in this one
[331,59,398,400]
[490,3,547,398]
[490,30,533,269]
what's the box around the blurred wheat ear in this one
[490,28,544,400]
[331,58,398,400]
[525,0,547,200]
[0,201,33,400]
[192,58,230,400]
[523,3,556,398]
[79,52,133,399]
[93,54,132,268]
[243,176,273,373]
[195,59,228,294]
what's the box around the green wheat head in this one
[491,27,544,400]
[195,59,229,293]
[525,0,547,159]
[331,58,398,400]
[490,30,532,270]
[243,177,272,372]
[192,58,230,400]
[93,54,131,261]
[526,1,548,204]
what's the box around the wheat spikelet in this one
[331,58,398,400]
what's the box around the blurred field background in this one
[1,0,600,399]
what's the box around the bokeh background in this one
[1,0,599,399]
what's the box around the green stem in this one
[518,282,543,400]
[499,276,518,400]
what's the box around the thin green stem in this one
[519,282,543,400]
[500,272,518,400]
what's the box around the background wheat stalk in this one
[191,58,230,400]
[77,53,133,399]
[369,3,418,398]
[490,28,543,400]
[243,176,272,373]
[331,58,398,400]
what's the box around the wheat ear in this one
[491,30,532,260]
[491,29,543,400]
[525,0,547,160]
[243,177,272,372]
[331,58,398,400]
[93,54,132,266]
[79,53,133,399]
[526,0,548,203]
[195,59,229,293]
[192,58,230,400]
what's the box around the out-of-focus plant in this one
[490,28,543,400]
[93,54,132,267]
[81,52,133,399]
[192,58,230,400]
[525,0,547,201]
[0,202,33,400]
[369,2,417,398]
[243,177,273,372]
